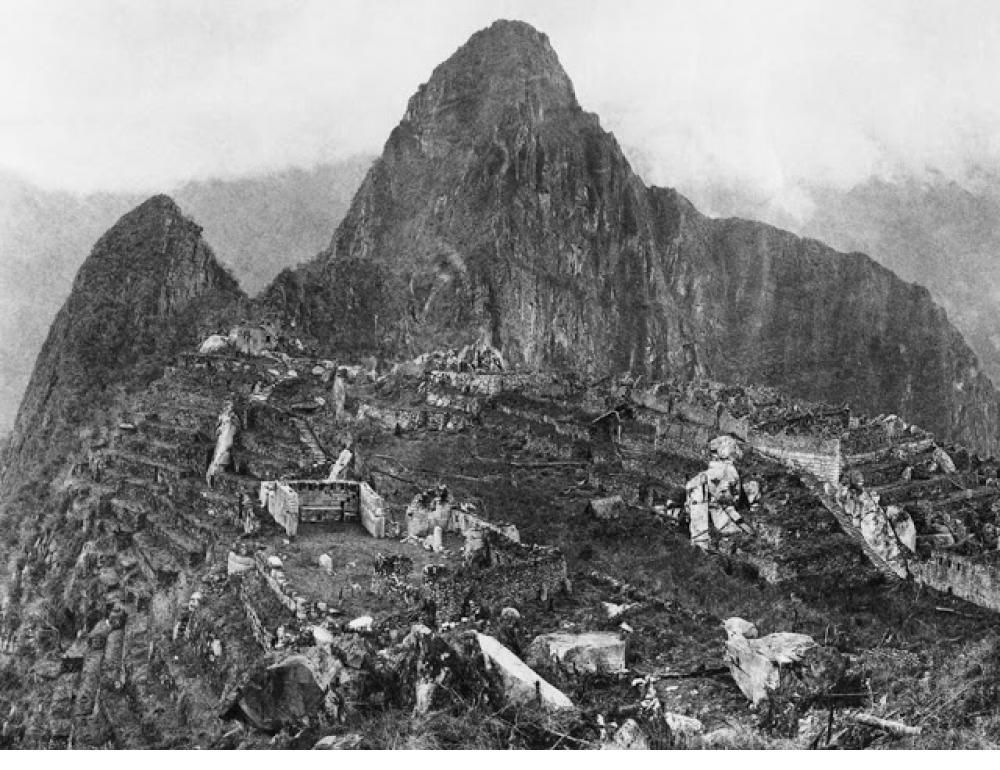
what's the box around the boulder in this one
[527,631,626,675]
[474,633,574,711]
[603,718,648,750]
[198,334,229,354]
[723,617,816,706]
[602,601,639,619]
[933,447,957,474]
[347,615,374,633]
[318,553,333,574]
[887,505,917,553]
[231,655,329,732]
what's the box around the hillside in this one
[0,159,370,437]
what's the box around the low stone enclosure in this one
[259,479,387,538]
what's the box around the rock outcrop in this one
[261,19,1000,454]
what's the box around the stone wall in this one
[750,432,842,486]
[911,552,1000,612]
[358,482,387,538]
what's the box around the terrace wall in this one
[911,552,1000,612]
[749,432,842,486]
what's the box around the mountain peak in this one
[398,19,577,146]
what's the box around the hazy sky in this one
[3,0,1000,216]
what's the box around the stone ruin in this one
[258,479,387,539]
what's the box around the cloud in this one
[2,0,999,208]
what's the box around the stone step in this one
[846,456,914,487]
[842,437,937,466]
[291,416,328,463]
[926,485,1000,513]
[873,473,977,506]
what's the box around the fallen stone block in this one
[475,632,574,711]
[527,631,626,675]
[723,617,816,706]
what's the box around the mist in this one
[3,0,999,219]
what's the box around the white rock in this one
[933,447,957,474]
[348,615,374,632]
[475,633,574,711]
[198,334,230,354]
[723,617,816,706]
[663,711,703,739]
[311,625,335,647]
[602,601,638,619]
[527,631,627,675]
[414,679,437,715]
[267,555,283,570]
[318,553,333,574]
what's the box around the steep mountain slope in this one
[263,19,1000,453]
[0,160,370,437]
[682,172,1000,392]
[799,175,1000,390]
[3,195,244,482]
